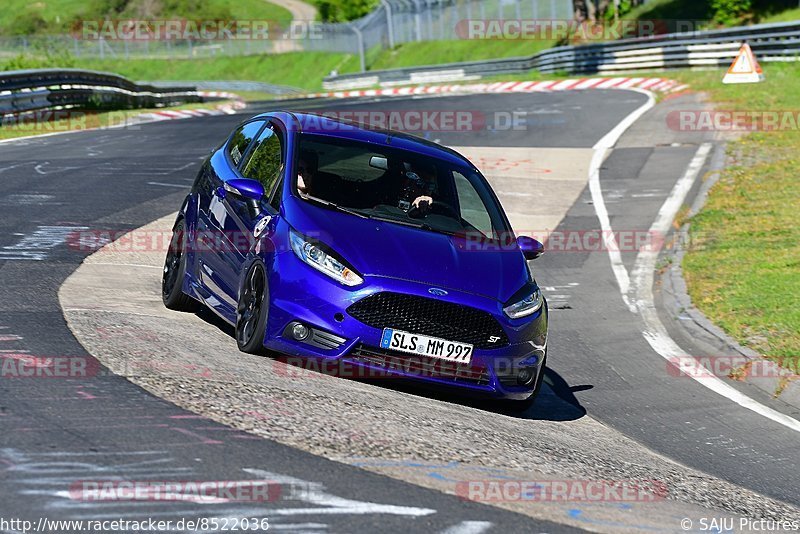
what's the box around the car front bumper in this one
[263,250,548,400]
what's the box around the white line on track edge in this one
[589,88,655,313]
[630,142,800,433]
[591,93,800,433]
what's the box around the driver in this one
[296,150,318,196]
[400,163,437,215]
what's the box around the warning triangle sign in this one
[723,43,765,84]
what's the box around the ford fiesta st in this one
[162,112,548,407]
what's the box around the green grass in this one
[0,0,293,36]
[760,6,800,22]
[625,0,799,28]
[213,0,293,25]
[0,0,89,35]
[310,0,378,23]
[1,38,556,92]
[667,64,800,363]
[625,0,714,29]
[66,52,360,91]
[367,39,556,71]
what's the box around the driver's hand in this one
[412,195,433,209]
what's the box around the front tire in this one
[162,219,198,312]
[236,262,269,354]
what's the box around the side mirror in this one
[369,156,388,170]
[224,178,265,201]
[517,236,544,260]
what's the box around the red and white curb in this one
[304,77,689,100]
[0,94,249,145]
[135,93,246,123]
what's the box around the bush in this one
[314,0,379,22]
[711,0,753,24]
[1,49,76,71]
[8,10,49,36]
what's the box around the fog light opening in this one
[517,367,535,386]
[291,323,311,341]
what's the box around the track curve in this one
[1,89,798,532]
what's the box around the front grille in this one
[349,344,491,386]
[347,292,508,349]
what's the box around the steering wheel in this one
[409,200,458,220]
[429,201,459,218]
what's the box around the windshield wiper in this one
[368,214,421,227]
[306,198,460,237]
[304,195,369,219]
[369,214,459,236]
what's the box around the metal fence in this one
[322,20,800,89]
[0,0,574,70]
[0,69,201,119]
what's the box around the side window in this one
[227,121,265,167]
[240,125,284,196]
[454,171,493,238]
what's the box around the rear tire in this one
[162,219,198,312]
[236,262,269,354]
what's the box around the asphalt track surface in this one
[0,90,798,531]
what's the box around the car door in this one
[210,120,287,308]
[197,119,267,314]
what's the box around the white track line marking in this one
[589,88,655,312]
[629,143,800,433]
[243,469,436,517]
[148,181,188,188]
[86,262,163,269]
[439,521,493,534]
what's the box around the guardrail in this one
[143,80,301,95]
[323,20,800,90]
[0,69,202,119]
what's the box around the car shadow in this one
[193,305,589,422]
[372,367,590,422]
[196,305,236,337]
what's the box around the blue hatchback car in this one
[163,112,548,407]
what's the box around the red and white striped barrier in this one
[133,95,247,124]
[303,77,689,100]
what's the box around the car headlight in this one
[289,229,363,287]
[503,287,543,319]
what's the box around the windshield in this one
[294,134,510,240]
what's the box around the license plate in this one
[379,328,473,364]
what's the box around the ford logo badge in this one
[428,288,448,296]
